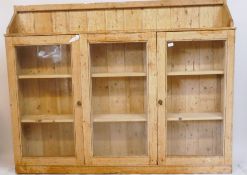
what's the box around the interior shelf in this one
[92,72,146,78]
[18,74,72,79]
[167,70,224,76]
[93,114,146,123]
[167,112,223,121]
[21,114,74,123]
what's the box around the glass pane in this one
[166,40,225,156]
[16,45,71,75]
[167,40,225,72]
[22,123,75,157]
[16,44,75,157]
[90,42,148,157]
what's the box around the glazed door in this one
[81,33,157,165]
[157,31,233,166]
[6,35,84,165]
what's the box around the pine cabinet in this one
[5,0,235,174]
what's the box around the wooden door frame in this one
[81,32,157,166]
[157,30,234,166]
[5,35,84,166]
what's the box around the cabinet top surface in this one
[14,0,224,12]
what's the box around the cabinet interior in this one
[90,42,148,157]
[166,40,225,156]
[16,45,75,157]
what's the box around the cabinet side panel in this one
[5,37,22,164]
[224,30,235,165]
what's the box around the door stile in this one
[157,32,167,165]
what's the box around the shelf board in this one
[93,114,146,123]
[18,74,72,79]
[21,114,74,123]
[167,112,223,121]
[92,72,146,78]
[167,70,224,76]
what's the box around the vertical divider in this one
[71,35,84,164]
[147,32,158,164]
[157,32,167,165]
[80,34,93,165]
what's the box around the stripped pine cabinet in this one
[5,0,235,174]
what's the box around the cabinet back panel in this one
[167,75,223,113]
[11,5,231,34]
[167,41,225,72]
[93,122,147,156]
[21,123,75,157]
[92,77,146,114]
[16,45,71,75]
[167,121,223,156]
[90,43,146,73]
[19,78,72,115]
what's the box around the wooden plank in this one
[6,27,236,37]
[157,8,171,30]
[167,112,223,121]
[15,0,224,12]
[166,30,228,41]
[71,34,85,164]
[124,9,143,30]
[200,6,223,28]
[21,114,73,123]
[34,12,53,33]
[91,157,149,166]
[15,165,232,174]
[92,72,146,77]
[5,37,22,165]
[87,10,106,32]
[17,12,34,33]
[171,7,199,28]
[52,11,68,33]
[224,30,235,165]
[146,32,157,165]
[143,9,157,30]
[80,34,93,165]
[68,11,87,32]
[105,10,124,31]
[18,74,72,79]
[166,156,224,166]
[167,70,224,76]
[93,114,146,122]
[11,35,73,45]
[20,157,77,166]
[157,32,167,165]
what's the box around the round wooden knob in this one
[77,101,82,106]
[158,99,163,105]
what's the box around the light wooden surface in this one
[7,3,233,35]
[18,74,72,79]
[167,112,223,121]
[15,165,232,174]
[93,114,146,122]
[92,72,146,77]
[21,114,73,123]
[5,0,235,174]
[14,0,224,12]
[167,70,224,76]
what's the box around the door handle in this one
[77,101,82,106]
[158,99,163,105]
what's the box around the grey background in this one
[0,0,246,174]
